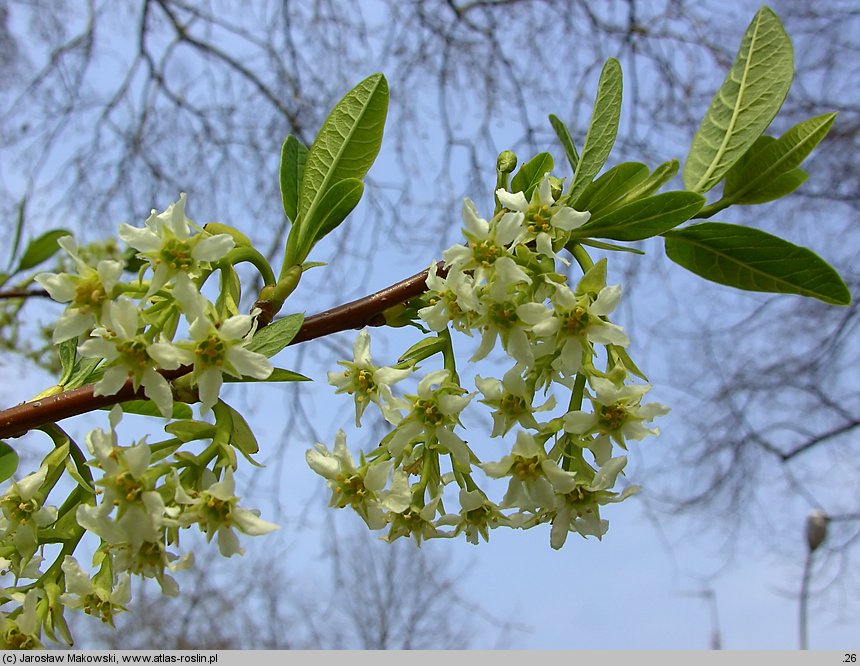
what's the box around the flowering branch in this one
[0,264,441,439]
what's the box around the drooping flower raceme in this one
[314,167,669,550]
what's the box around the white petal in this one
[496,189,529,213]
[35,272,75,302]
[226,346,272,379]
[563,410,597,434]
[192,234,235,262]
[551,207,590,231]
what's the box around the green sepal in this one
[568,58,623,202]
[572,191,705,241]
[246,312,304,358]
[510,152,554,201]
[280,134,308,224]
[683,7,793,193]
[165,420,218,443]
[663,222,851,305]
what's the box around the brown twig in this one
[0,289,51,300]
[0,263,443,439]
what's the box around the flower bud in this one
[497,150,518,174]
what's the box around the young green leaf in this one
[298,178,364,256]
[572,191,705,241]
[280,134,308,224]
[223,367,310,383]
[219,400,259,455]
[572,162,649,215]
[17,229,72,273]
[549,114,580,172]
[0,441,19,483]
[58,338,78,386]
[614,159,680,206]
[510,152,554,200]
[165,419,218,443]
[298,73,388,229]
[568,58,623,202]
[246,312,304,358]
[683,7,793,193]
[663,222,851,305]
[723,112,835,204]
[64,357,103,390]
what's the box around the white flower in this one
[119,193,234,294]
[443,198,526,283]
[436,489,508,545]
[549,456,639,549]
[417,263,481,333]
[175,469,278,557]
[35,236,123,342]
[518,282,629,379]
[563,377,670,448]
[481,431,578,511]
[496,176,590,259]
[327,329,413,427]
[153,312,273,413]
[59,556,131,624]
[306,430,407,529]
[386,370,474,466]
[475,365,555,436]
[0,465,58,555]
[79,298,180,417]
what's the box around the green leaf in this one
[224,367,310,383]
[246,312,304,358]
[510,152,554,200]
[724,112,835,203]
[58,338,78,386]
[298,73,388,227]
[0,441,19,483]
[663,222,851,305]
[298,178,364,255]
[735,167,808,204]
[572,191,705,241]
[280,134,308,224]
[615,159,680,206]
[578,239,646,255]
[64,357,102,390]
[683,7,793,193]
[572,162,649,215]
[7,197,26,272]
[568,58,623,202]
[104,400,194,420]
[17,229,72,273]
[549,114,580,172]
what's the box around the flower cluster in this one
[1,195,278,647]
[0,407,277,647]
[36,194,273,416]
[311,174,668,548]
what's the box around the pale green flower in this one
[152,312,272,413]
[387,370,474,466]
[436,489,508,545]
[119,193,234,294]
[549,456,639,549]
[175,469,278,557]
[418,263,481,333]
[59,556,131,625]
[35,235,123,342]
[327,329,413,426]
[481,431,577,511]
[307,430,409,529]
[496,175,590,260]
[563,377,670,448]
[79,298,180,417]
[475,365,555,436]
[0,589,43,649]
[0,465,58,555]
